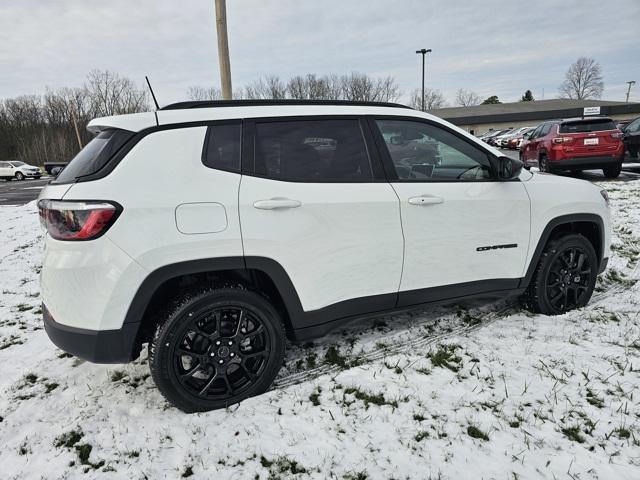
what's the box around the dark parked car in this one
[621,117,640,161]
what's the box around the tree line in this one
[0,70,148,165]
[0,57,605,165]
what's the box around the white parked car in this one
[0,160,42,180]
[38,100,611,412]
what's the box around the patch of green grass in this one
[509,420,521,428]
[414,431,430,442]
[55,429,83,448]
[309,389,321,407]
[260,456,307,476]
[415,367,431,375]
[24,373,38,384]
[57,352,73,359]
[428,344,463,372]
[343,387,398,409]
[110,370,126,382]
[16,303,33,312]
[182,466,194,477]
[324,346,361,369]
[45,382,59,393]
[561,426,585,443]
[467,425,490,441]
[586,388,604,408]
[612,427,631,439]
[413,413,427,422]
[343,471,368,480]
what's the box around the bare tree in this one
[559,57,604,100]
[340,72,400,102]
[455,89,481,107]
[187,86,222,101]
[242,75,287,99]
[287,74,341,100]
[408,88,446,110]
[85,70,149,116]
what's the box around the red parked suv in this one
[520,117,624,178]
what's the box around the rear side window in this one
[559,119,616,133]
[54,129,132,183]
[202,123,242,173]
[253,119,372,182]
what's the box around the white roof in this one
[86,104,503,157]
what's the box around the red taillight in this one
[37,200,121,241]
[552,137,574,144]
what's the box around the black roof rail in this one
[159,99,413,111]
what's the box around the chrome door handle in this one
[253,198,302,210]
[408,195,444,206]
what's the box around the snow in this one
[1,179,640,480]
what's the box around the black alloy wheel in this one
[525,234,598,315]
[544,246,592,312]
[150,288,285,412]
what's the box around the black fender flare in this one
[518,213,605,289]
[122,256,306,327]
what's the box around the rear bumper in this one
[550,155,622,168]
[43,305,140,363]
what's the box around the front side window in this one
[254,119,372,182]
[623,118,640,133]
[202,123,241,172]
[375,119,493,181]
[539,123,553,136]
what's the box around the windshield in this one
[559,119,617,133]
[10,161,26,167]
[54,128,133,183]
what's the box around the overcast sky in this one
[1,0,639,106]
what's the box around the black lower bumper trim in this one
[551,156,622,169]
[43,305,141,363]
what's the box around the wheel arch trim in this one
[519,213,605,289]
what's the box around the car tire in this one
[524,234,598,315]
[15,172,24,181]
[539,155,553,173]
[602,163,622,179]
[149,288,286,413]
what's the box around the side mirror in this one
[498,156,523,180]
[523,132,531,140]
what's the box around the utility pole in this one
[215,0,232,100]
[626,81,636,103]
[71,109,83,150]
[415,48,432,111]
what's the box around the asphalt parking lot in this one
[0,178,50,206]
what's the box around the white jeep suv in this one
[38,100,611,412]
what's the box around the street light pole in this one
[415,48,432,111]
[626,81,636,103]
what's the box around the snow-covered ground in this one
[1,178,639,480]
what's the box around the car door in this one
[623,118,640,157]
[521,126,541,162]
[370,117,530,306]
[238,117,404,321]
[0,161,11,177]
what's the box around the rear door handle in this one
[408,195,444,206]
[253,198,302,210]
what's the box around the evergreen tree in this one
[521,90,534,101]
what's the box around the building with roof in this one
[428,99,640,135]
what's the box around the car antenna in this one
[145,76,160,110]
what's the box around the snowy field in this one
[1,177,639,480]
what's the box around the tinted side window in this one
[375,119,492,181]
[539,123,553,136]
[54,129,133,183]
[202,123,241,172]
[628,119,640,132]
[254,119,372,182]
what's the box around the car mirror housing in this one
[497,156,523,180]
